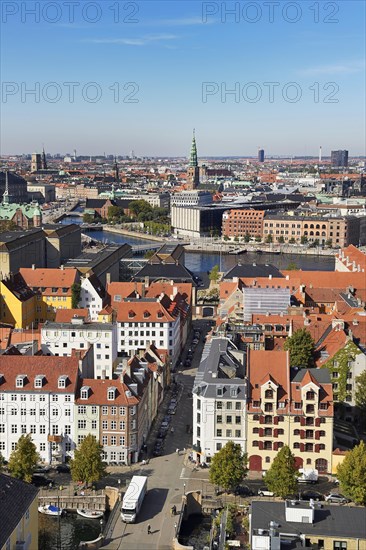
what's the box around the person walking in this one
[147,524,151,535]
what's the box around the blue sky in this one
[1,0,365,156]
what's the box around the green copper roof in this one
[189,130,198,167]
[0,202,42,221]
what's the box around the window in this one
[111,421,117,430]
[305,443,313,452]
[92,420,97,430]
[294,402,302,409]
[226,402,232,410]
[102,436,108,445]
[265,389,273,399]
[235,416,241,424]
[216,429,222,437]
[92,406,97,414]
[119,436,125,446]
[253,401,260,408]
[111,406,117,415]
[235,430,241,437]
[102,406,108,415]
[216,401,222,410]
[226,429,232,437]
[78,420,86,429]
[306,391,315,400]
[264,428,272,436]
[226,415,232,424]
[108,388,116,400]
[30,425,36,434]
[40,443,46,451]
[264,403,273,412]
[65,425,71,435]
[40,425,46,434]
[102,421,108,429]
[120,420,125,430]
[334,543,347,550]
[306,404,315,414]
[110,436,117,446]
[11,425,17,434]
[264,415,272,424]
[306,430,314,438]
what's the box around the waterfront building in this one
[247,350,333,473]
[0,173,42,229]
[250,500,366,550]
[0,356,80,463]
[41,317,118,379]
[335,244,366,272]
[222,209,265,239]
[171,190,212,208]
[0,473,39,550]
[192,337,247,463]
[27,181,55,203]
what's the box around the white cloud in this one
[298,60,365,76]
[83,34,177,46]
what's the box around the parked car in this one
[34,465,51,474]
[32,474,53,487]
[300,490,324,501]
[258,487,275,497]
[184,359,191,367]
[192,339,199,345]
[168,406,176,415]
[56,464,70,473]
[325,493,350,504]
[234,485,254,496]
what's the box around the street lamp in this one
[183,483,186,495]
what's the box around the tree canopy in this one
[8,434,40,482]
[336,441,366,505]
[209,441,248,491]
[209,264,220,284]
[284,328,315,368]
[264,445,299,498]
[70,434,106,486]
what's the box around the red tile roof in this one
[0,356,79,393]
[20,268,78,296]
[75,377,139,406]
[55,309,89,323]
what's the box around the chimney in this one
[60,265,64,270]
[106,272,111,285]
[32,264,35,270]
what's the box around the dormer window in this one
[114,294,121,302]
[128,310,135,318]
[108,387,116,401]
[16,375,26,388]
[52,287,57,293]
[265,389,273,399]
[230,387,238,397]
[58,375,68,389]
[34,375,45,388]
[143,311,150,318]
[306,391,315,400]
[0,374,4,385]
[80,386,90,400]
[157,311,163,318]
[217,386,223,397]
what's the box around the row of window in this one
[5,392,70,401]
[1,407,70,417]
[196,400,242,411]
[215,429,242,438]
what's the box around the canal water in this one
[82,228,335,272]
[38,512,101,550]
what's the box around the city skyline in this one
[1,1,365,155]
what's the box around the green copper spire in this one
[189,129,198,167]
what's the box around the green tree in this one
[265,234,273,243]
[244,233,250,243]
[255,235,262,242]
[209,264,220,284]
[83,213,95,224]
[300,235,308,244]
[0,452,5,472]
[129,200,153,220]
[284,328,315,368]
[286,262,298,271]
[71,283,81,309]
[278,236,285,244]
[289,237,296,244]
[355,370,366,415]
[209,441,248,492]
[70,434,106,486]
[8,434,40,482]
[336,441,366,505]
[107,205,123,222]
[325,239,333,248]
[264,445,299,498]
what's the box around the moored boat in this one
[38,504,63,516]
[77,508,104,519]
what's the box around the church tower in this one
[186,130,200,189]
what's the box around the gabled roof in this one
[116,299,176,323]
[55,309,89,323]
[20,267,78,289]
[0,356,79,393]
[0,473,39,548]
[75,377,139,405]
